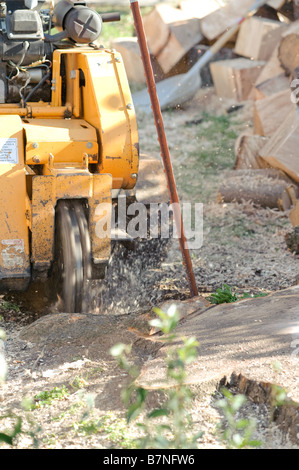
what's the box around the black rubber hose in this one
[23,71,51,106]
[44,30,68,43]
[101,12,121,22]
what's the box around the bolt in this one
[131,173,137,179]
[86,142,93,149]
[32,142,39,149]
[126,103,133,110]
[83,154,89,168]
[32,156,40,163]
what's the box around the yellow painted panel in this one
[53,50,139,190]
[31,175,56,268]
[80,51,139,189]
[56,173,92,199]
[31,172,112,269]
[0,115,30,287]
[23,119,98,164]
[89,173,112,263]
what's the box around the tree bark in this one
[218,171,298,210]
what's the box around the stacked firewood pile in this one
[207,1,299,235]
[112,0,299,251]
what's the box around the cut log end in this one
[218,170,299,211]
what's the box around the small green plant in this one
[0,300,20,312]
[73,418,99,436]
[0,413,22,446]
[0,399,42,447]
[96,413,137,448]
[33,386,69,409]
[69,375,89,391]
[74,412,136,448]
[215,388,262,449]
[240,292,268,300]
[209,284,238,304]
[111,305,202,449]
[71,393,136,448]
[209,285,268,305]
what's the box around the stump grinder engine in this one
[0,0,140,312]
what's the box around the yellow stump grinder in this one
[0,0,141,313]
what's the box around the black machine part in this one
[52,199,92,313]
[0,0,120,104]
[49,0,103,44]
[47,1,120,44]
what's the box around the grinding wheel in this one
[53,199,92,313]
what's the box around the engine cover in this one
[6,9,44,39]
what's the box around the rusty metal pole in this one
[129,0,198,297]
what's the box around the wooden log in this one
[218,172,297,210]
[227,168,299,185]
[277,1,296,22]
[259,108,299,183]
[285,225,299,253]
[267,0,286,8]
[254,42,288,91]
[111,37,146,84]
[278,33,299,75]
[252,73,290,100]
[253,89,295,136]
[142,4,171,57]
[234,134,270,169]
[156,29,200,75]
[290,200,299,227]
[179,0,223,19]
[294,0,299,20]
[234,17,283,61]
[277,20,299,75]
[210,58,265,101]
[254,20,299,87]
[142,4,202,74]
[200,0,286,41]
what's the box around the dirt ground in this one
[0,88,298,449]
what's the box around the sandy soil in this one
[0,88,298,449]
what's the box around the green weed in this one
[69,376,89,391]
[0,399,42,448]
[33,386,69,409]
[0,300,20,312]
[0,414,22,446]
[240,292,268,300]
[209,285,268,304]
[209,284,238,304]
[111,305,203,449]
[73,411,137,448]
[216,388,262,449]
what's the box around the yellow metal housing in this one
[51,49,139,189]
[24,119,98,166]
[31,172,112,275]
[0,115,30,291]
[0,45,139,290]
